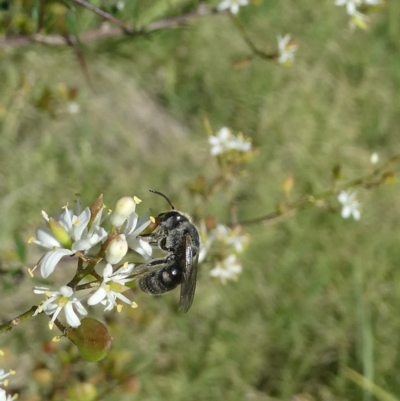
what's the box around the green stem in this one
[0,305,38,334]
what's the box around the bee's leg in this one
[131,254,176,275]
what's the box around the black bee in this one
[137,190,200,312]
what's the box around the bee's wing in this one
[179,234,199,313]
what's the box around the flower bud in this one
[109,197,136,227]
[88,194,104,229]
[105,234,128,264]
[48,217,73,249]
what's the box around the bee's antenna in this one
[149,189,175,210]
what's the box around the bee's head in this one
[157,211,189,230]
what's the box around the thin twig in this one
[0,5,213,49]
[229,14,275,61]
[70,0,134,33]
[237,154,400,226]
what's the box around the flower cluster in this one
[208,127,252,156]
[199,222,249,283]
[31,195,152,328]
[217,0,248,14]
[277,34,297,66]
[338,190,361,220]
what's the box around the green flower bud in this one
[48,217,73,249]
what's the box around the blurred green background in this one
[1,0,400,400]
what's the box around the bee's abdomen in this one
[138,265,184,295]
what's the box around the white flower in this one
[338,190,361,220]
[277,34,297,65]
[208,127,252,156]
[370,152,379,164]
[210,255,242,283]
[32,205,108,278]
[198,222,249,263]
[209,127,234,156]
[67,102,80,114]
[335,0,362,15]
[215,224,249,253]
[33,285,88,328]
[217,0,248,14]
[229,135,252,153]
[116,1,125,10]
[0,388,17,401]
[122,210,152,262]
[87,263,137,311]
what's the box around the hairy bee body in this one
[138,194,200,312]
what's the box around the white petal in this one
[73,207,91,241]
[87,287,107,305]
[60,286,74,297]
[39,249,74,278]
[341,206,351,218]
[115,292,133,305]
[128,238,153,261]
[103,264,114,280]
[73,300,88,316]
[217,0,230,11]
[230,3,239,13]
[58,208,74,233]
[352,209,361,220]
[338,191,349,204]
[72,239,92,251]
[36,227,62,248]
[88,226,108,245]
[64,303,81,327]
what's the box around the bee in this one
[137,190,200,312]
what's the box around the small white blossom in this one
[67,102,80,114]
[210,255,242,283]
[338,190,361,220]
[335,0,362,15]
[32,205,107,278]
[277,34,297,65]
[116,1,125,10]
[0,388,17,401]
[87,263,137,311]
[33,285,88,328]
[214,224,249,253]
[209,127,252,156]
[370,152,379,164]
[229,135,252,153]
[209,127,234,156]
[217,0,248,14]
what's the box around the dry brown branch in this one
[0,4,214,49]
